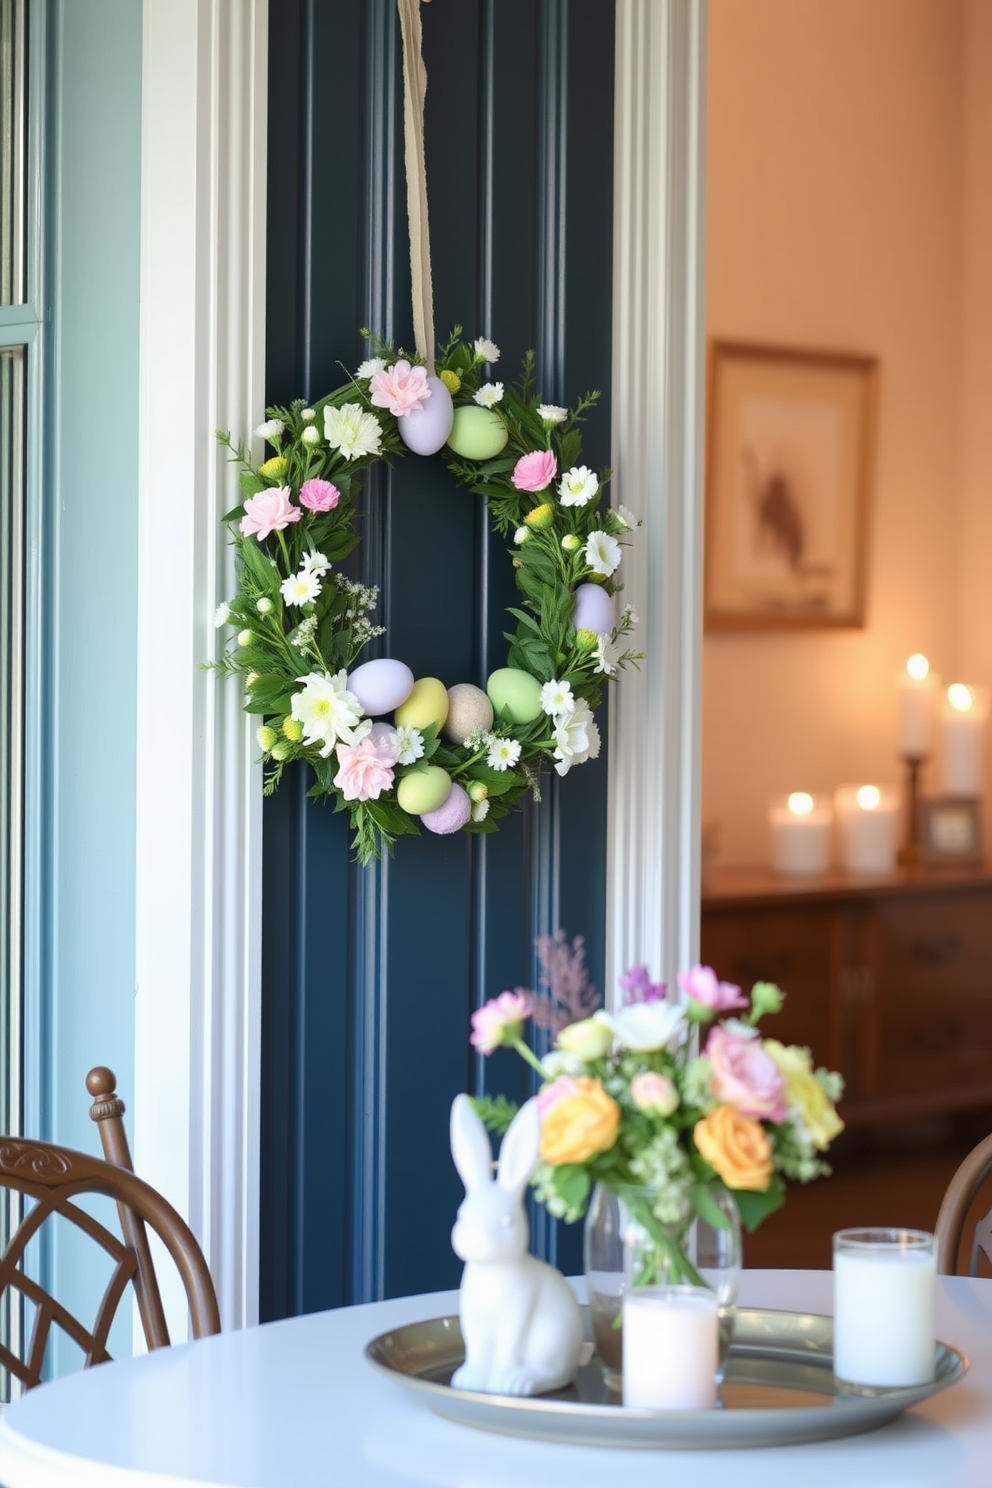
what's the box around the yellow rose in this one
[540,1077,621,1166]
[763,1040,844,1150]
[694,1105,773,1191]
[556,1018,613,1061]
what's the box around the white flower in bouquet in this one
[290,671,367,755]
[594,998,687,1054]
[473,337,500,363]
[323,403,383,461]
[585,530,622,577]
[473,382,504,407]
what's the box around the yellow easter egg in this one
[486,667,543,725]
[397,766,452,815]
[394,676,450,731]
[446,406,509,461]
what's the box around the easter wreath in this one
[212,330,642,864]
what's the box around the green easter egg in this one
[394,676,450,731]
[446,406,509,461]
[486,667,543,725]
[397,766,452,816]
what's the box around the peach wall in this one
[703,0,991,866]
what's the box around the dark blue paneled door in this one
[261,0,615,1318]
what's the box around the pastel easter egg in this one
[395,676,450,731]
[420,781,472,835]
[347,658,415,717]
[443,683,494,745]
[398,376,454,456]
[486,667,543,725]
[572,583,614,636]
[397,766,452,816]
[446,405,508,461]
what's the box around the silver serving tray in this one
[365,1306,968,1449]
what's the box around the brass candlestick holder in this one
[897,753,926,867]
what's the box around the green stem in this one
[509,1037,547,1078]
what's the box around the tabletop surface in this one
[0,1270,990,1488]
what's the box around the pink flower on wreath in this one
[470,990,533,1054]
[705,1024,788,1122]
[536,1074,580,1116]
[332,734,396,802]
[677,964,748,1015]
[369,359,430,417]
[299,478,340,512]
[240,486,303,539]
[511,450,557,492]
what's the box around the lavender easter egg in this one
[347,658,415,716]
[397,766,452,815]
[486,667,543,725]
[446,406,508,461]
[443,683,494,745]
[572,583,614,636]
[398,375,454,456]
[420,781,472,835]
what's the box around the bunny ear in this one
[450,1094,495,1192]
[496,1097,541,1196]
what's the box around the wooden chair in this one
[0,1067,220,1389]
[934,1132,992,1277]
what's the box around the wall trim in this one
[608,0,708,996]
[134,0,267,1335]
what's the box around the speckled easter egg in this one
[394,676,450,731]
[397,766,452,816]
[443,683,495,745]
[486,667,543,725]
[572,583,614,636]
[446,406,508,461]
[398,376,454,456]
[420,781,472,835]
[347,658,415,717]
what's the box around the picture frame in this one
[917,797,985,866]
[704,341,878,630]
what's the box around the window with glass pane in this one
[1,0,26,306]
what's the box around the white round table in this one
[0,1271,990,1488]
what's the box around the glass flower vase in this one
[583,1182,742,1393]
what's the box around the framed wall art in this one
[704,341,878,630]
[917,797,984,866]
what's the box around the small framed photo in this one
[917,797,984,866]
[704,341,878,630]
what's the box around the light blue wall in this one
[36,0,142,1367]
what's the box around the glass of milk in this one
[833,1228,937,1387]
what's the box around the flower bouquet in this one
[471,942,844,1290]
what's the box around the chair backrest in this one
[0,1070,220,1390]
[934,1132,992,1277]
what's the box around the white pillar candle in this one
[768,792,832,877]
[622,1285,718,1409]
[940,684,989,797]
[896,654,938,757]
[833,1229,936,1387]
[835,784,899,875]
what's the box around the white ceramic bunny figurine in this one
[449,1093,584,1396]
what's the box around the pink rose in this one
[677,964,748,1015]
[299,478,340,512]
[536,1074,580,1115]
[332,735,396,802]
[512,450,557,492]
[240,486,303,539]
[470,990,533,1054]
[630,1071,679,1117]
[369,359,430,417]
[705,1025,787,1121]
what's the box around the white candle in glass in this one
[833,1229,936,1387]
[769,792,832,877]
[835,784,899,875]
[896,654,938,757]
[622,1285,718,1409]
[940,684,989,796]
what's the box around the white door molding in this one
[134,0,268,1335]
[608,0,708,997]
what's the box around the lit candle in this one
[835,784,899,875]
[940,684,989,797]
[896,654,938,757]
[833,1229,936,1387]
[768,792,832,877]
[622,1285,718,1409]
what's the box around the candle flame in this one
[947,683,973,712]
[906,653,930,681]
[787,792,815,816]
[856,785,881,811]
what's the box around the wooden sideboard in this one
[700,863,992,1128]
